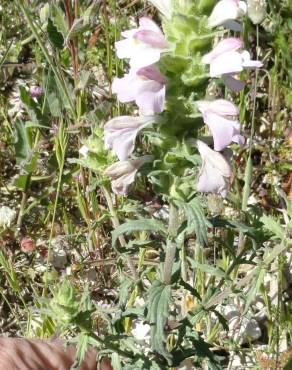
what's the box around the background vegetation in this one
[0,0,291,369]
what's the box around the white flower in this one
[79,145,89,157]
[105,156,153,195]
[115,17,168,69]
[104,115,155,161]
[197,99,244,151]
[208,0,247,30]
[131,319,151,341]
[196,140,232,198]
[0,206,17,229]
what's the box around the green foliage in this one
[146,281,172,364]
[175,198,210,246]
[112,219,167,250]
[0,1,291,369]
[47,18,64,49]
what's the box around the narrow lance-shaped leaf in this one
[112,219,167,249]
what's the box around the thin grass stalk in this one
[18,0,76,118]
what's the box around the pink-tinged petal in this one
[112,74,137,102]
[223,74,246,92]
[105,156,153,195]
[202,38,243,64]
[203,111,241,151]
[137,65,166,84]
[115,38,136,59]
[208,0,242,27]
[196,140,232,197]
[104,116,154,160]
[139,17,163,35]
[209,51,243,77]
[198,99,239,116]
[134,30,168,48]
[112,67,166,112]
[197,140,232,177]
[129,47,162,69]
[136,85,165,113]
[112,171,137,195]
[232,134,245,146]
[241,51,263,68]
[197,161,230,197]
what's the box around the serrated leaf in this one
[47,18,64,49]
[112,219,167,249]
[74,334,90,366]
[260,214,285,240]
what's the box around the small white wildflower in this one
[131,319,151,342]
[0,206,17,229]
[79,145,89,157]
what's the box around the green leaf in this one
[260,214,285,240]
[112,219,167,249]
[146,281,172,364]
[175,198,210,246]
[47,92,62,117]
[47,18,64,49]
[51,4,68,38]
[187,258,227,279]
[13,120,31,164]
[243,266,266,315]
[74,333,90,366]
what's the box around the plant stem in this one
[163,203,178,284]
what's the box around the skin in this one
[0,338,111,370]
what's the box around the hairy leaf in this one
[112,219,167,249]
[175,198,210,246]
[146,281,172,364]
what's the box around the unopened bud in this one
[247,0,267,24]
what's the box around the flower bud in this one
[247,0,267,24]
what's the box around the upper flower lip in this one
[208,0,247,28]
[197,100,244,151]
[115,17,167,70]
[133,30,168,49]
[202,38,243,64]
[112,65,166,114]
[104,115,155,161]
[202,38,263,91]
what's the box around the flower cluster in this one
[103,1,263,198]
[104,17,167,194]
[196,0,263,197]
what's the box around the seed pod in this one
[247,0,267,24]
